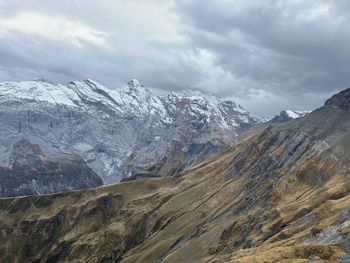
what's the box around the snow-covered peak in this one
[220,100,246,114]
[270,110,310,123]
[168,89,221,105]
[32,78,49,83]
[127,79,142,88]
[0,78,266,127]
[0,80,80,107]
[161,89,264,127]
[284,110,310,119]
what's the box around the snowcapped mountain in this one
[0,78,265,183]
[270,110,310,123]
[283,110,310,119]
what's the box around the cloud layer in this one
[0,0,349,117]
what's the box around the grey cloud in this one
[175,0,350,97]
[0,0,349,117]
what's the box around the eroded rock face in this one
[0,140,102,197]
[1,88,350,262]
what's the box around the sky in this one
[0,0,349,117]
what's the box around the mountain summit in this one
[270,110,310,123]
[127,78,142,88]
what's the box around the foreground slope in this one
[1,89,350,262]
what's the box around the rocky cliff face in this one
[0,79,265,183]
[0,89,349,262]
[0,139,102,197]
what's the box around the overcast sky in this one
[0,0,349,117]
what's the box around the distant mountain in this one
[270,110,310,123]
[0,139,102,197]
[1,88,350,262]
[0,78,265,183]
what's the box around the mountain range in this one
[0,86,349,262]
[0,78,265,186]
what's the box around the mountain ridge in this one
[0,78,265,183]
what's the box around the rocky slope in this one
[0,139,102,197]
[0,88,350,262]
[0,79,265,183]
